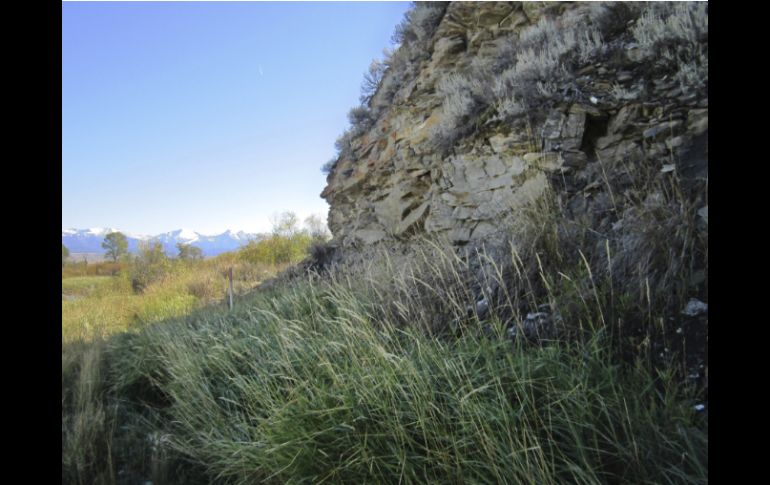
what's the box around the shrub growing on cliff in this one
[323,2,448,176]
[431,74,490,153]
[321,157,337,175]
[360,59,387,105]
[334,129,353,158]
[323,106,373,176]
[428,7,610,151]
[632,2,708,92]
[347,104,374,136]
[493,12,604,110]
[391,1,447,46]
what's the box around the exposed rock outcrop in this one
[321,1,708,250]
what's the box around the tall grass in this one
[62,261,128,278]
[62,249,290,343]
[144,280,705,484]
[62,217,707,484]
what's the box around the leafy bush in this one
[236,212,324,266]
[176,242,203,261]
[632,2,708,92]
[237,233,311,266]
[130,241,171,293]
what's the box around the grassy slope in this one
[62,230,707,484]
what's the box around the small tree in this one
[131,241,169,293]
[177,242,203,261]
[271,212,300,238]
[360,59,387,104]
[62,243,70,267]
[238,212,313,266]
[304,214,331,241]
[102,232,128,263]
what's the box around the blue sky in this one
[63,1,411,235]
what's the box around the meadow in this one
[62,257,278,343]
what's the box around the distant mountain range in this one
[62,227,266,257]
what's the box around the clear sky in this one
[63,1,411,235]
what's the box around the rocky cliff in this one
[321,1,707,250]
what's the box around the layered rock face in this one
[321,1,708,249]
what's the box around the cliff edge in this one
[321,2,707,251]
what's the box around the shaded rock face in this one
[322,1,708,249]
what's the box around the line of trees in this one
[63,213,330,271]
[237,212,330,266]
[176,242,203,261]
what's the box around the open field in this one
[62,258,283,343]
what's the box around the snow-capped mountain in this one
[61,228,148,254]
[62,228,264,257]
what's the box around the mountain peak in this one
[174,228,200,241]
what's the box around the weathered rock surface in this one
[321,2,708,250]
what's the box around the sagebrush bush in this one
[431,74,489,152]
[323,2,449,174]
[429,6,609,151]
[334,129,354,159]
[360,59,386,104]
[632,2,708,92]
[426,2,707,152]
[391,1,447,46]
[347,104,374,136]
